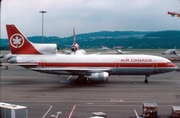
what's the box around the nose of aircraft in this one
[170,63,178,71]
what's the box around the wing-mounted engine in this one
[32,43,57,54]
[88,72,109,83]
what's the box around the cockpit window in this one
[167,62,172,65]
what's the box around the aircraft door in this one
[115,60,120,67]
[39,60,45,67]
[153,63,157,68]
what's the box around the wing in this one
[30,67,111,75]
[1,62,111,75]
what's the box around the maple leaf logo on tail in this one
[10,34,24,48]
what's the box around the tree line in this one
[1,30,180,50]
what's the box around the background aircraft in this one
[114,46,132,54]
[0,55,4,65]
[104,49,132,54]
[0,53,11,62]
[116,49,132,54]
[64,28,86,55]
[104,46,132,54]
[4,24,177,85]
[167,11,180,17]
[99,46,109,50]
[162,48,178,55]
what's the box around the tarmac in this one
[0,50,180,118]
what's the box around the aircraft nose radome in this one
[171,63,177,68]
[172,63,178,71]
[173,63,178,68]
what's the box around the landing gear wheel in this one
[75,76,81,85]
[82,77,88,84]
[144,79,148,83]
[75,76,87,85]
[75,79,80,85]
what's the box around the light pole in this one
[39,10,46,43]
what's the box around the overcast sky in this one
[1,0,180,38]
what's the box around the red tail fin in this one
[6,25,41,54]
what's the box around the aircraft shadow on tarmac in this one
[2,76,109,92]
[1,74,174,93]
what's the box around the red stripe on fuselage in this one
[37,62,175,68]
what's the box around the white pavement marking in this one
[42,105,52,118]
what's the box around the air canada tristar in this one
[6,24,177,84]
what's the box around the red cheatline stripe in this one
[68,105,76,118]
[36,62,174,68]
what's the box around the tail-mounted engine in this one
[32,43,57,54]
[71,43,79,52]
[8,56,17,63]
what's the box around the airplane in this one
[64,28,86,55]
[1,28,58,69]
[116,49,131,54]
[0,55,3,58]
[104,49,131,55]
[98,46,109,50]
[100,46,131,55]
[167,11,180,17]
[114,46,132,54]
[0,53,11,68]
[4,24,177,84]
[0,53,12,70]
[0,55,4,65]
[162,48,178,55]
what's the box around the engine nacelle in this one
[88,72,109,83]
[71,45,78,52]
[8,56,17,63]
[32,43,57,54]
[71,43,79,52]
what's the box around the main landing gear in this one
[144,75,150,83]
[75,76,88,85]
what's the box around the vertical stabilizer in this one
[6,25,41,54]
[71,28,79,52]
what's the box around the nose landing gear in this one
[144,75,150,83]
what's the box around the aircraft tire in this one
[144,79,148,83]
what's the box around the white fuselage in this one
[10,54,177,76]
